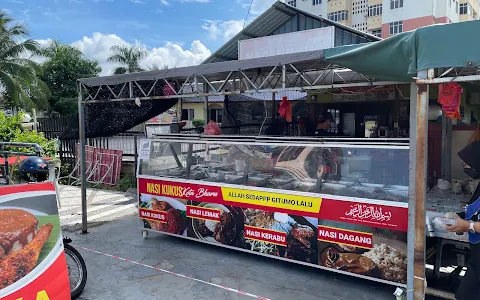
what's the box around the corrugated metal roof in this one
[202,1,381,64]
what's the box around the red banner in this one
[318,199,408,232]
[139,208,167,223]
[317,225,373,249]
[2,253,70,300]
[186,205,221,222]
[0,183,70,300]
[244,225,287,246]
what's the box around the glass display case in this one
[137,136,410,286]
[138,138,409,203]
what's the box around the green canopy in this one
[324,20,480,82]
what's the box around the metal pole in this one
[33,108,37,131]
[204,82,209,124]
[441,111,452,181]
[78,83,88,234]
[282,65,286,89]
[407,70,430,300]
[271,92,276,122]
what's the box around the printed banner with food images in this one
[138,177,407,285]
[0,183,71,300]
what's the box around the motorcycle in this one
[0,142,87,299]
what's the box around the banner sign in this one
[0,183,71,300]
[138,177,408,285]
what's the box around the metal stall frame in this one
[76,50,431,299]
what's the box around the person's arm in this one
[446,218,479,233]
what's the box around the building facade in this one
[288,0,478,38]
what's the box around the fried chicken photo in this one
[0,222,53,289]
[149,199,186,234]
[0,209,39,257]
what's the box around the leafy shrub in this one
[0,111,56,158]
[13,130,56,158]
[192,119,205,128]
[0,112,22,142]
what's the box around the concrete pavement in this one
[70,216,404,300]
[57,185,137,231]
[58,185,443,300]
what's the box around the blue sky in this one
[1,0,277,74]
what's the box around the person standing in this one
[446,140,480,300]
[306,112,335,137]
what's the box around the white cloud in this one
[129,0,145,3]
[69,0,83,3]
[202,19,243,41]
[160,0,169,4]
[72,32,211,75]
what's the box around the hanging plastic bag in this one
[278,96,292,123]
[438,82,463,120]
[204,120,222,135]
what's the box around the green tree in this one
[108,44,147,74]
[39,40,101,114]
[0,10,48,109]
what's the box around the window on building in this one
[287,0,296,7]
[460,3,469,14]
[371,29,382,37]
[390,0,403,9]
[209,109,223,123]
[181,109,194,121]
[313,0,322,5]
[389,21,403,35]
[328,10,349,22]
[368,4,382,17]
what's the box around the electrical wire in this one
[243,0,254,29]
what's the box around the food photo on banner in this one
[0,182,70,300]
[317,217,407,284]
[139,193,188,236]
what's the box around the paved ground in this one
[69,216,402,300]
[58,186,445,300]
[57,185,137,231]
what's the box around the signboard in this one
[0,183,71,300]
[138,177,408,285]
[238,27,335,60]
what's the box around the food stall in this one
[137,136,410,287]
[73,20,480,300]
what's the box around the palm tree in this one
[107,44,148,75]
[0,10,48,109]
[39,39,83,59]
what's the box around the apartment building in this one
[288,0,478,38]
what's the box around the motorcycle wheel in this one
[64,244,87,299]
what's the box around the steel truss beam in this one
[80,63,405,103]
[415,66,480,84]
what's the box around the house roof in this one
[202,1,381,64]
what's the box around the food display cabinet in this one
[136,136,410,286]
